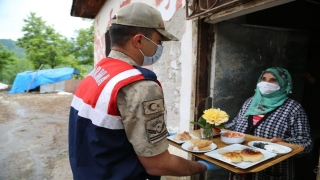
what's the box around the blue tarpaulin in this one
[8,67,80,94]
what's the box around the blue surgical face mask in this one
[139,35,163,66]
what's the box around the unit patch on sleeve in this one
[145,115,168,144]
[142,99,165,115]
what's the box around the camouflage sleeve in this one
[117,80,169,157]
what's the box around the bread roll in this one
[173,131,192,141]
[188,139,212,151]
[199,145,212,151]
[188,144,212,151]
[240,148,264,162]
[222,152,243,163]
[189,139,212,148]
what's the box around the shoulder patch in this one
[142,99,165,115]
[145,115,168,144]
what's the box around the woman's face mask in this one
[139,35,163,66]
[257,82,280,94]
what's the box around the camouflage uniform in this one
[111,50,169,156]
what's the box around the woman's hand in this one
[270,137,287,143]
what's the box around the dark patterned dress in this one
[225,97,313,180]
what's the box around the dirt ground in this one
[0,91,73,180]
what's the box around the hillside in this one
[0,39,25,58]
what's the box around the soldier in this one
[68,2,217,180]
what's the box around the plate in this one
[181,141,217,153]
[248,141,292,155]
[204,144,277,169]
[167,133,199,144]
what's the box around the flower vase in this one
[200,127,212,140]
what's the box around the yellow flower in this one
[202,108,229,126]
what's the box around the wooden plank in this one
[71,0,106,18]
[204,0,295,24]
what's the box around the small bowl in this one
[220,131,245,144]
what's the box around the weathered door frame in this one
[193,18,215,179]
[194,19,215,124]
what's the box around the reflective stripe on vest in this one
[73,58,146,129]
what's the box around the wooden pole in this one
[26,64,43,93]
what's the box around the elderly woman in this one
[225,67,313,180]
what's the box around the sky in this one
[0,0,93,41]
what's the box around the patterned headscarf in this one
[245,67,293,116]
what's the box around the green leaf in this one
[204,124,213,129]
[190,121,199,125]
[197,124,206,128]
[198,116,206,126]
[216,124,225,129]
[190,121,206,128]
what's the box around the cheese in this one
[264,145,286,153]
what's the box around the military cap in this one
[111,2,178,41]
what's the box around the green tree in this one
[0,39,25,58]
[59,21,94,78]
[16,12,69,69]
[70,22,94,65]
[56,54,88,79]
[16,13,93,79]
[0,44,16,73]
[0,43,19,84]
[1,58,33,84]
